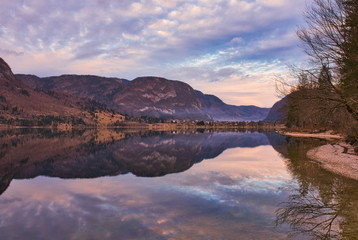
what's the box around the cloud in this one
[0,48,24,56]
[0,0,311,106]
[0,140,292,239]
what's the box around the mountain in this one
[111,77,213,120]
[264,96,289,123]
[16,74,269,121]
[16,74,130,104]
[196,90,270,121]
[0,58,83,120]
[0,58,123,126]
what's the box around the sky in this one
[0,0,311,107]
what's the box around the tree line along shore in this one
[270,0,358,181]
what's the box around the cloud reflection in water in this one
[0,139,293,239]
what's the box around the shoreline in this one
[279,130,343,140]
[0,123,285,131]
[2,126,357,181]
[307,143,358,181]
[282,130,358,181]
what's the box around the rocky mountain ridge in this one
[0,58,123,126]
[16,74,270,121]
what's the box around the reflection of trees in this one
[276,183,350,239]
[268,134,358,239]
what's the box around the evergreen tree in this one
[341,0,358,110]
[290,0,358,127]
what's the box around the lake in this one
[0,129,357,239]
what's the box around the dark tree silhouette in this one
[280,0,358,133]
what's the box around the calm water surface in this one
[0,129,357,239]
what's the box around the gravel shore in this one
[307,142,358,181]
[281,131,358,181]
[280,131,343,140]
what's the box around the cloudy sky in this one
[0,0,311,107]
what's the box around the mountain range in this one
[16,74,270,121]
[1,57,270,122]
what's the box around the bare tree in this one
[282,0,358,129]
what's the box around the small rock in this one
[346,135,357,145]
[354,147,358,154]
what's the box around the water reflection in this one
[0,129,292,240]
[0,129,269,195]
[0,129,357,239]
[269,134,358,239]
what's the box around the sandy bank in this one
[281,130,358,181]
[307,143,358,181]
[280,131,343,140]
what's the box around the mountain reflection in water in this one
[0,129,269,194]
[0,129,357,239]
